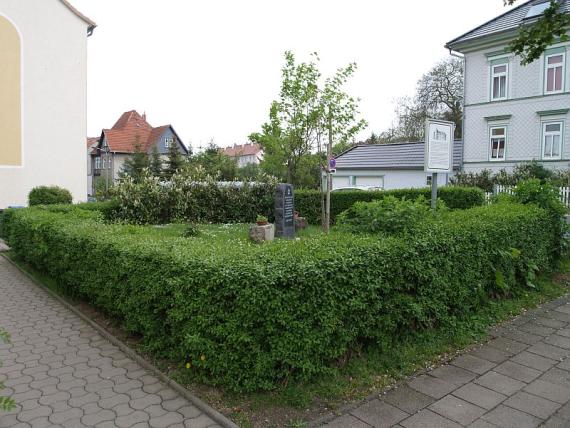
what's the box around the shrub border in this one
[0,252,239,428]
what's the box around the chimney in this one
[142,112,147,122]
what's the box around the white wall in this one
[0,0,89,207]
[332,169,451,190]
[463,40,570,171]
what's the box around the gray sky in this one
[72,0,514,151]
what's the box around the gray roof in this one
[446,0,570,50]
[335,140,463,171]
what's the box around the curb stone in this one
[0,251,240,428]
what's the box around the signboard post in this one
[424,119,455,209]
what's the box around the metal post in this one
[325,107,333,233]
[431,172,438,209]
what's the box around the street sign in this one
[329,158,336,169]
[425,119,454,173]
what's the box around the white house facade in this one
[0,0,94,208]
[332,141,463,191]
[223,143,264,167]
[446,0,570,173]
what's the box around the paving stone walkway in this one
[0,256,223,428]
[322,294,570,428]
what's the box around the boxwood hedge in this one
[296,186,485,225]
[1,201,559,392]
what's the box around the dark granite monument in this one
[275,183,295,238]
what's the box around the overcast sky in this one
[72,0,514,151]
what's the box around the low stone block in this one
[249,224,275,243]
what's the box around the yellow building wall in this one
[0,14,21,166]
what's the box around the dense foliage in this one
[296,186,485,225]
[2,198,559,392]
[28,186,72,206]
[450,161,570,192]
[336,196,439,235]
[111,171,278,225]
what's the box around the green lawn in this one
[117,222,324,244]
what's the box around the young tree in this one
[250,51,323,185]
[506,0,570,65]
[119,142,149,183]
[250,51,366,190]
[149,146,163,178]
[163,138,185,180]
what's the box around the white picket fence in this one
[485,185,570,208]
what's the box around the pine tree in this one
[163,138,184,180]
[119,142,149,182]
[149,146,163,178]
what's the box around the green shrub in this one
[513,179,566,216]
[336,196,437,235]
[2,202,560,392]
[28,186,72,206]
[296,186,484,225]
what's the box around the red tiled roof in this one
[223,143,262,158]
[86,137,99,148]
[59,0,96,33]
[99,111,180,154]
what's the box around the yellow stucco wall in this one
[0,14,21,166]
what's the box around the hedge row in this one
[296,186,485,225]
[1,202,558,392]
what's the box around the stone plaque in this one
[275,184,295,238]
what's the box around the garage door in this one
[332,176,349,189]
[355,176,384,189]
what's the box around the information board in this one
[425,119,455,173]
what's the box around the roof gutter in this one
[449,48,466,170]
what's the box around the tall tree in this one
[119,142,149,183]
[507,0,570,65]
[381,57,463,142]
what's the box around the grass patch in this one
[102,222,324,244]
[3,247,569,427]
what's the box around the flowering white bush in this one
[112,168,278,225]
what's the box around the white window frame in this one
[489,126,507,161]
[490,62,509,101]
[164,137,174,149]
[542,121,563,160]
[544,52,565,95]
[426,175,432,186]
[94,157,101,170]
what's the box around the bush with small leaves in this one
[1,201,561,392]
[336,196,438,235]
[28,186,72,206]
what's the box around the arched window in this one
[0,15,22,167]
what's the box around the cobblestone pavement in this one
[0,256,223,428]
[323,294,570,428]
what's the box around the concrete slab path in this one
[0,256,224,428]
[322,294,570,428]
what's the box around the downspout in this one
[449,48,466,174]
